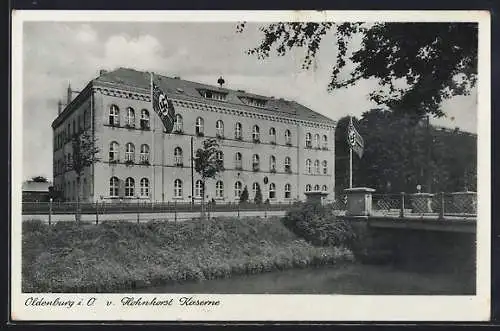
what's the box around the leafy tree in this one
[66,130,99,223]
[194,138,224,217]
[254,183,263,204]
[240,186,249,204]
[31,176,48,183]
[237,22,477,118]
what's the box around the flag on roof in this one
[152,77,176,133]
[347,117,364,158]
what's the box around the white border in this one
[11,10,491,321]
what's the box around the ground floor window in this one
[234,181,242,198]
[216,181,224,198]
[195,180,204,198]
[284,183,291,199]
[125,177,135,197]
[140,178,149,197]
[269,183,276,199]
[174,179,183,198]
[109,177,119,197]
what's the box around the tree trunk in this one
[75,175,81,223]
[200,180,206,219]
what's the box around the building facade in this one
[52,68,337,203]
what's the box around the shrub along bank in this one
[22,216,354,293]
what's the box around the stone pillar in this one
[344,187,375,216]
[451,191,477,214]
[410,193,434,213]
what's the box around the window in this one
[109,141,119,162]
[126,108,135,127]
[306,184,312,192]
[125,177,135,197]
[322,135,328,149]
[270,155,276,171]
[140,178,150,197]
[235,122,243,140]
[67,123,71,139]
[72,120,76,135]
[314,134,320,148]
[78,115,83,132]
[174,114,183,132]
[195,117,204,136]
[285,183,291,199]
[83,110,88,128]
[109,105,119,126]
[252,154,260,171]
[174,147,183,166]
[252,125,260,142]
[216,181,224,198]
[216,151,224,162]
[305,133,312,148]
[322,160,328,175]
[285,130,292,145]
[140,110,150,129]
[109,177,119,197]
[234,181,242,198]
[216,120,224,138]
[174,179,183,198]
[252,182,260,197]
[202,90,227,101]
[269,183,276,199]
[306,159,312,174]
[269,127,276,144]
[140,144,150,163]
[125,143,135,162]
[314,160,320,174]
[285,156,291,173]
[195,180,204,198]
[239,96,267,108]
[235,152,242,169]
[322,185,327,192]
[314,184,320,191]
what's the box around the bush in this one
[282,201,356,248]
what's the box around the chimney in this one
[66,83,72,105]
[57,100,63,115]
[99,69,108,76]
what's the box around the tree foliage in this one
[253,183,263,204]
[31,176,48,183]
[240,186,249,204]
[237,22,477,118]
[335,110,477,195]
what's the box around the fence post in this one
[237,202,240,219]
[95,200,99,225]
[137,198,140,224]
[439,192,445,219]
[48,198,52,226]
[399,192,405,218]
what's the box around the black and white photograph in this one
[11,10,490,321]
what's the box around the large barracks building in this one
[52,68,336,203]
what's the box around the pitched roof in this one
[93,67,336,126]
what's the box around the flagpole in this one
[349,116,353,189]
[150,72,155,202]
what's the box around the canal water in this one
[135,262,474,295]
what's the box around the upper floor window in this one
[306,184,312,192]
[239,96,267,108]
[174,114,183,132]
[322,134,328,149]
[252,154,260,171]
[314,184,320,191]
[216,151,224,165]
[269,127,276,144]
[285,183,291,199]
[109,105,119,126]
[195,117,204,136]
[125,143,135,162]
[269,183,276,199]
[216,181,224,198]
[140,144,150,163]
[109,141,119,162]
[195,180,204,198]
[174,179,183,198]
[235,152,243,169]
[140,178,150,197]
[216,120,224,138]
[305,133,312,148]
[126,107,135,127]
[140,109,150,129]
[252,125,260,142]
[284,156,291,173]
[234,181,242,198]
[109,177,119,197]
[202,90,227,101]
[314,134,320,148]
[235,122,242,140]
[306,159,312,174]
[174,147,183,166]
[285,129,292,145]
[322,185,327,192]
[125,177,135,197]
[314,159,320,174]
[322,160,328,175]
[270,155,276,171]
[252,182,260,198]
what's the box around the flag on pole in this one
[152,76,176,133]
[347,117,364,158]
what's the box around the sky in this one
[21,22,478,182]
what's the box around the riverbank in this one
[22,217,354,293]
